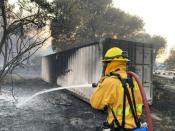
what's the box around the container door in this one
[143,65,152,101]
[143,47,152,102]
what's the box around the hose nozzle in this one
[92,83,97,88]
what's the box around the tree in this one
[0,0,51,84]
[99,8,144,39]
[40,0,144,51]
[33,0,166,62]
[49,0,114,50]
[165,48,175,70]
[151,36,167,57]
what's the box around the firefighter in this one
[90,47,143,131]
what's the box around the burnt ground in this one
[0,78,105,131]
[0,77,175,131]
[152,85,175,131]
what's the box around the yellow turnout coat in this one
[90,61,143,129]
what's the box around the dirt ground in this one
[0,77,175,131]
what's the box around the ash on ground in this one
[0,78,105,131]
[0,77,175,131]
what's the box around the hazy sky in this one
[113,0,175,50]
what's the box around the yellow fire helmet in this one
[102,47,130,62]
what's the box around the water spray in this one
[17,84,92,108]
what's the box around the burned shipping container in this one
[41,38,154,103]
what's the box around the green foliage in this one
[43,0,114,49]
[50,0,83,37]
[99,8,144,38]
[34,0,166,54]
[34,0,144,50]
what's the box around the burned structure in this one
[41,38,154,103]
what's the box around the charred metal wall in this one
[41,38,154,102]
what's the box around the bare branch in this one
[0,0,51,83]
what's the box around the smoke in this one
[36,37,55,56]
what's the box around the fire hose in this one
[92,71,153,131]
[128,71,153,131]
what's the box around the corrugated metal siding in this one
[41,39,153,102]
